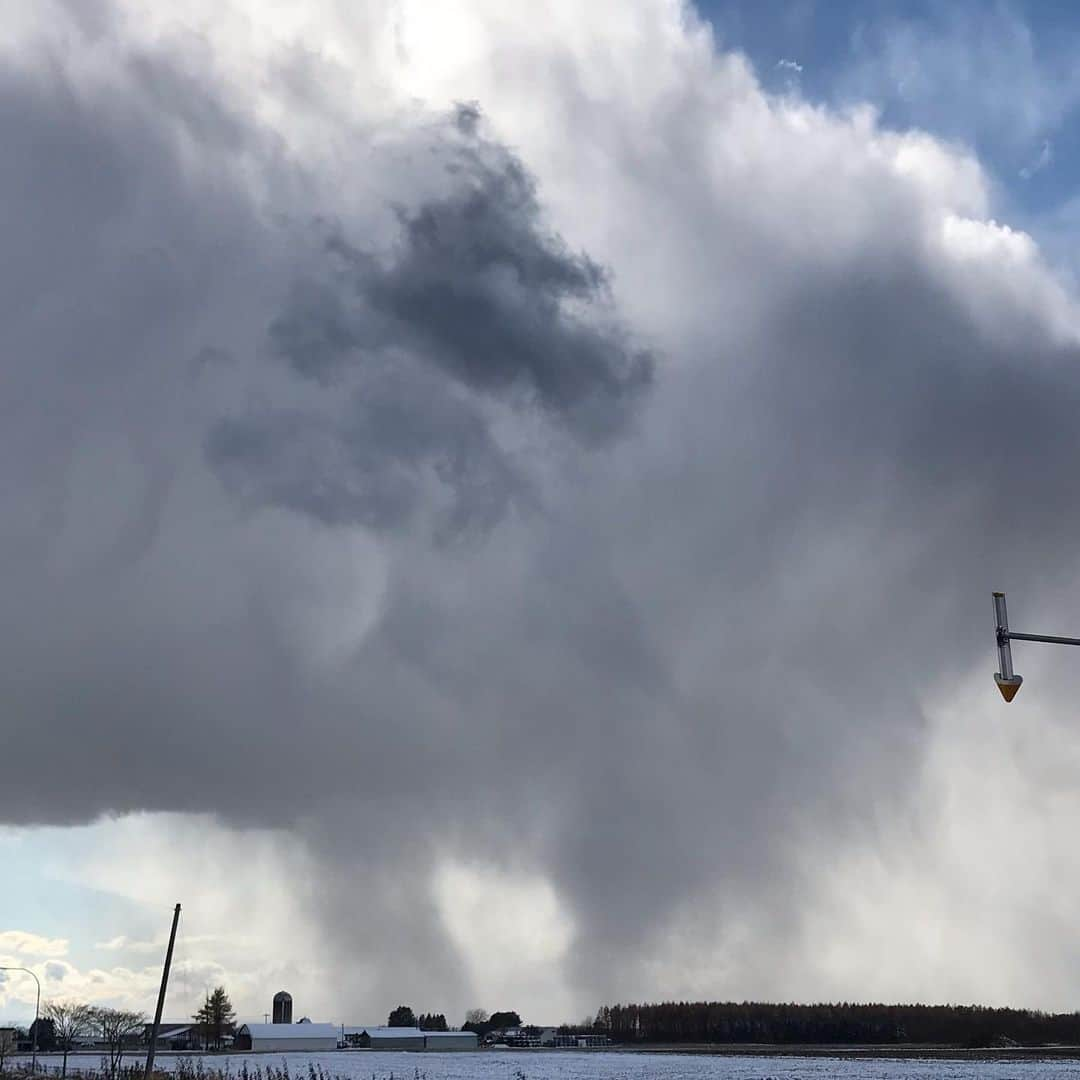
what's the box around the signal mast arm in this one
[992,591,1080,701]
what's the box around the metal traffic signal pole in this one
[993,591,1080,701]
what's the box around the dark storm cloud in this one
[9,0,1080,1023]
[268,102,652,431]
[209,102,650,531]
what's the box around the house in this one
[73,1030,109,1050]
[233,1023,338,1052]
[421,1030,478,1051]
[575,1034,611,1047]
[342,1026,425,1050]
[142,1023,202,1051]
[505,1028,541,1048]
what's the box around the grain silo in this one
[272,991,293,1025]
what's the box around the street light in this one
[993,591,1080,701]
[0,965,41,1073]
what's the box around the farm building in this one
[342,1026,425,1050]
[342,1027,477,1051]
[422,1031,478,1050]
[143,1023,201,1050]
[233,1023,338,1052]
[273,992,293,1024]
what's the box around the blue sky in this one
[697,0,1080,242]
[0,830,126,939]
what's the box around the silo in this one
[272,991,293,1025]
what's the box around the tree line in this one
[16,986,237,1080]
[461,1009,522,1037]
[389,1005,523,1036]
[591,1001,1080,1046]
[385,1005,448,1030]
[29,1001,146,1079]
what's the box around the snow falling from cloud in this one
[7,0,1080,1025]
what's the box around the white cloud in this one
[95,933,227,955]
[0,959,161,1014]
[1020,138,1053,180]
[0,931,68,958]
[94,937,148,952]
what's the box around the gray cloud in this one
[273,103,651,430]
[208,101,649,534]
[8,0,1080,1026]
[208,361,525,535]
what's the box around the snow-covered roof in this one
[342,1026,425,1039]
[238,1024,338,1040]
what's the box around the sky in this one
[705,0,1080,223]
[7,0,1080,1031]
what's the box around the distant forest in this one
[593,1002,1080,1046]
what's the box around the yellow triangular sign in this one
[995,673,1023,702]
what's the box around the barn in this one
[143,1023,201,1051]
[233,1023,339,1052]
[342,1026,425,1050]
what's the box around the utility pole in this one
[144,904,181,1080]
[993,591,1080,701]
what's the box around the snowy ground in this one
[17,1051,1080,1080]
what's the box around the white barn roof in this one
[239,1024,338,1040]
[343,1026,425,1038]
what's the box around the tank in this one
[272,991,293,1024]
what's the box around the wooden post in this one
[144,904,181,1080]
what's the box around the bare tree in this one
[464,1009,488,1026]
[44,1001,96,1079]
[92,1007,145,1080]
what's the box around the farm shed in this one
[234,1023,338,1052]
[342,1026,425,1050]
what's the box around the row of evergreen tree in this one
[593,1001,1080,1046]
[385,1005,448,1030]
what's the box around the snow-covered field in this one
[18,1051,1080,1080]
